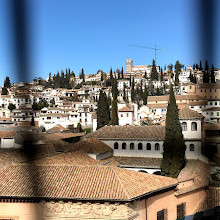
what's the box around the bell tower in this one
[126,59,133,73]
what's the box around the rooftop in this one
[0,164,177,201]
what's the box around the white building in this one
[87,107,207,162]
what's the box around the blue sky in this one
[0,0,219,85]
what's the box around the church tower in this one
[126,59,133,73]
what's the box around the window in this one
[215,102,218,105]
[121,114,123,117]
[114,142,118,149]
[191,122,197,131]
[155,143,160,151]
[181,122,187,131]
[217,112,220,116]
[138,143,143,150]
[126,113,129,117]
[189,144,194,151]
[211,112,213,116]
[122,142,126,150]
[177,203,186,219]
[157,209,167,220]
[146,143,151,150]
[130,143,134,150]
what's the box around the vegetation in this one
[8,103,16,111]
[174,60,184,86]
[151,59,158,81]
[160,85,186,178]
[32,99,49,110]
[30,116,35,126]
[77,122,83,132]
[110,78,119,125]
[97,90,110,129]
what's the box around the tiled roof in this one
[87,125,165,140]
[176,160,210,195]
[188,101,208,106]
[119,106,134,112]
[205,107,220,111]
[31,150,101,166]
[67,137,112,154]
[114,156,162,168]
[0,131,16,138]
[46,124,69,133]
[179,107,204,119]
[0,165,177,201]
[197,83,220,89]
[147,95,204,102]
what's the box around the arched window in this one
[153,171,161,175]
[130,143,134,150]
[155,143,160,151]
[181,122,187,131]
[191,122,197,131]
[122,142,126,150]
[189,144,194,151]
[138,143,143,150]
[114,142,118,149]
[146,143,151,150]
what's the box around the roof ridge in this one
[112,167,132,200]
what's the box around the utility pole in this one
[129,44,164,66]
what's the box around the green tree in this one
[79,68,85,82]
[50,98,55,107]
[97,90,110,129]
[174,60,184,86]
[121,67,124,79]
[77,122,83,132]
[142,84,148,105]
[4,77,11,88]
[110,78,119,125]
[160,68,164,81]
[211,64,215,83]
[160,85,186,178]
[167,64,173,78]
[199,60,203,70]
[131,77,135,102]
[30,116,35,126]
[151,59,158,80]
[8,103,16,112]
[1,87,8,95]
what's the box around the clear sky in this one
[0,0,219,85]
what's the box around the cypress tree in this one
[131,77,135,102]
[160,68,164,81]
[97,90,110,129]
[110,78,119,125]
[121,67,124,79]
[4,76,11,88]
[144,71,147,79]
[30,116,35,126]
[1,87,8,95]
[199,60,203,70]
[151,59,158,80]
[211,64,215,83]
[142,84,148,105]
[160,85,186,178]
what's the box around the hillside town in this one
[0,59,220,219]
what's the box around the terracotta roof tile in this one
[67,137,112,154]
[179,107,204,119]
[0,165,177,201]
[87,125,165,140]
[0,131,16,138]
